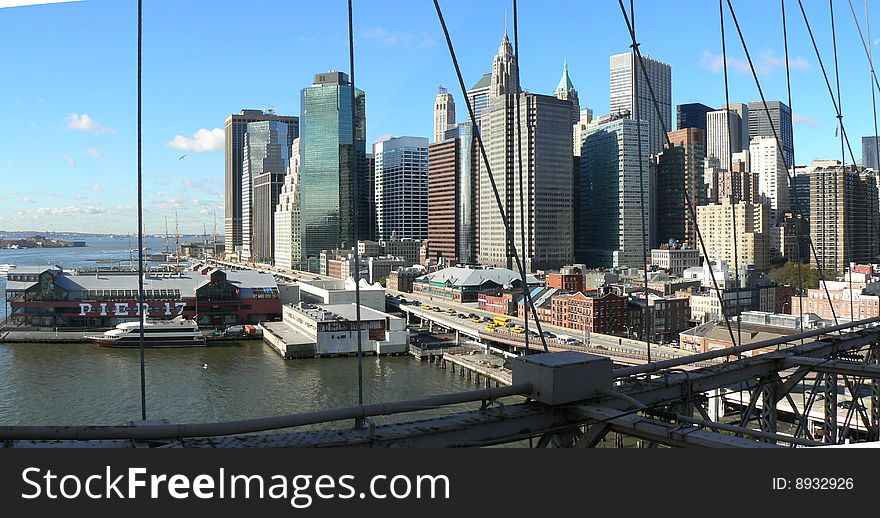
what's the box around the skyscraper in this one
[299,71,368,272]
[467,72,491,122]
[433,87,455,143]
[554,60,580,126]
[610,51,672,156]
[655,128,706,247]
[224,109,298,255]
[748,100,793,168]
[478,33,575,271]
[427,122,478,266]
[750,135,790,224]
[274,138,301,270]
[725,103,750,152]
[863,136,880,170]
[578,114,651,267]
[706,109,742,170]
[697,200,770,271]
[677,102,714,132]
[242,121,290,263]
[810,164,879,272]
[374,136,429,240]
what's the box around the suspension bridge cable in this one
[719,0,743,355]
[616,0,739,350]
[628,0,652,362]
[830,0,856,323]
[724,0,841,328]
[793,0,859,165]
[137,0,146,422]
[845,0,880,94]
[512,0,530,354]
[867,0,880,176]
[431,0,549,353]
[781,0,806,342]
[347,0,365,407]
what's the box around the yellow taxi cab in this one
[511,327,525,334]
[484,325,497,332]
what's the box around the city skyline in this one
[2,0,880,234]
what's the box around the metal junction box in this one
[512,351,612,405]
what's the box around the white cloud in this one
[20,197,35,203]
[36,206,104,216]
[198,208,211,216]
[156,198,187,210]
[165,128,224,153]
[62,155,76,166]
[0,1,82,8]
[793,113,817,128]
[86,147,103,158]
[361,27,435,48]
[91,183,103,192]
[67,113,116,134]
[701,49,810,77]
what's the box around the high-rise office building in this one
[863,136,880,170]
[224,109,298,254]
[810,164,879,272]
[718,169,759,204]
[579,114,651,267]
[655,128,706,247]
[554,60,580,126]
[433,87,456,143]
[427,122,478,266]
[610,51,672,156]
[677,103,714,132]
[750,135,790,224]
[242,121,291,263]
[299,71,368,272]
[573,108,595,156]
[706,109,742,170]
[696,200,770,271]
[274,138,302,270]
[374,136,429,241]
[725,103,750,152]
[467,72,491,123]
[478,33,575,271]
[748,100,793,168]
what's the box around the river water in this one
[0,237,476,427]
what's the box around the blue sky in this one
[1,0,879,233]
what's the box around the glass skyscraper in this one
[299,71,368,272]
[242,120,290,263]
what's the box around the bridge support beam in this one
[760,375,780,440]
[825,372,838,444]
[872,345,880,440]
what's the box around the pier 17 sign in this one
[78,301,188,317]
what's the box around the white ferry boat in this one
[85,316,205,348]
[0,264,15,276]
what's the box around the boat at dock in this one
[85,316,206,348]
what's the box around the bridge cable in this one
[719,0,743,357]
[431,0,550,353]
[628,0,652,362]
[347,0,365,407]
[137,0,147,421]
[512,0,530,355]
[782,0,806,343]
[725,0,841,328]
[616,0,740,351]
[830,0,856,324]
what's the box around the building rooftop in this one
[417,266,539,288]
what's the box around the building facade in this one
[748,100,793,168]
[706,109,742,170]
[676,103,714,133]
[863,135,879,170]
[609,51,672,156]
[750,135,790,224]
[696,200,770,271]
[433,87,456,143]
[299,71,368,272]
[274,138,302,270]
[373,136,429,241]
[655,128,706,247]
[224,110,298,255]
[478,34,575,271]
[579,114,651,267]
[242,120,291,263]
[810,165,880,272]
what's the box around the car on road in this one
[485,325,498,332]
[432,307,443,312]
[412,301,422,306]
[445,308,456,314]
[469,317,482,323]
[541,331,556,338]
[511,327,525,334]
[468,313,477,318]
[456,314,467,319]
[482,316,493,323]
